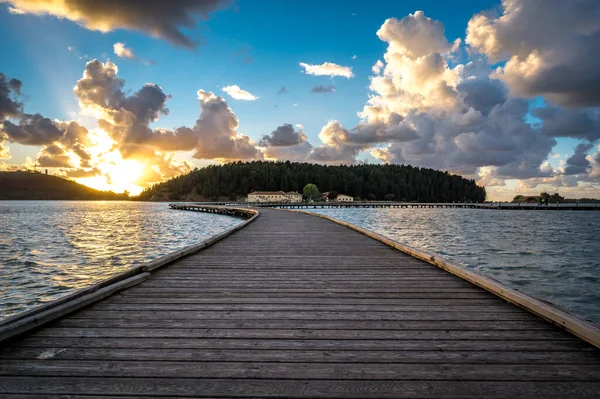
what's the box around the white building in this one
[337,194,354,202]
[285,191,303,202]
[247,191,303,203]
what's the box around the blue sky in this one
[0,0,598,199]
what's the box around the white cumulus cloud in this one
[113,42,135,59]
[222,85,258,100]
[299,62,354,78]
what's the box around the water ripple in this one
[0,201,242,320]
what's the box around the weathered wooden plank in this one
[106,296,503,306]
[116,291,495,299]
[86,303,522,313]
[3,360,600,381]
[1,377,599,398]
[8,337,594,351]
[28,327,573,340]
[4,347,599,365]
[49,318,557,331]
[66,309,539,321]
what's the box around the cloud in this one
[6,5,24,14]
[113,42,135,59]
[187,90,262,160]
[260,124,313,161]
[36,144,74,168]
[377,11,451,58]
[564,142,594,175]
[534,106,600,142]
[352,55,357,60]
[457,77,507,116]
[372,60,384,74]
[320,10,558,180]
[0,73,23,120]
[311,84,335,93]
[72,60,261,162]
[222,85,258,100]
[2,0,230,48]
[1,113,64,145]
[277,86,288,94]
[299,62,354,78]
[466,0,600,106]
[258,124,307,147]
[0,135,10,159]
[67,46,74,51]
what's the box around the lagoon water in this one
[0,201,242,320]
[312,207,600,324]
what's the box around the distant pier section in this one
[171,201,600,211]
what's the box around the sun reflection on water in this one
[0,201,242,319]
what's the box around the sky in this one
[0,0,599,200]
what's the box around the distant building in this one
[285,191,303,202]
[336,194,354,202]
[322,192,354,202]
[247,191,303,203]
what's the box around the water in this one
[0,201,242,320]
[311,208,600,324]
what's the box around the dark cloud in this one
[0,72,23,120]
[64,168,103,178]
[564,142,594,175]
[534,106,600,142]
[467,0,600,106]
[311,85,336,93]
[264,141,313,162]
[258,124,307,147]
[1,113,63,145]
[36,144,74,168]
[5,0,231,48]
[457,78,507,116]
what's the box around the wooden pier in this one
[176,201,600,211]
[1,207,600,397]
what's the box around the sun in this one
[75,155,145,196]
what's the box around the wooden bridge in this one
[1,206,600,398]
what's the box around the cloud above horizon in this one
[1,0,230,48]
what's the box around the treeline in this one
[0,171,130,200]
[512,193,600,204]
[138,161,486,202]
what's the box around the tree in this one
[303,183,320,201]
[550,193,564,203]
[327,190,338,200]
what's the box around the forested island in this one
[138,161,487,202]
[0,171,129,200]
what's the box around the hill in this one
[0,171,129,200]
[138,161,486,202]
